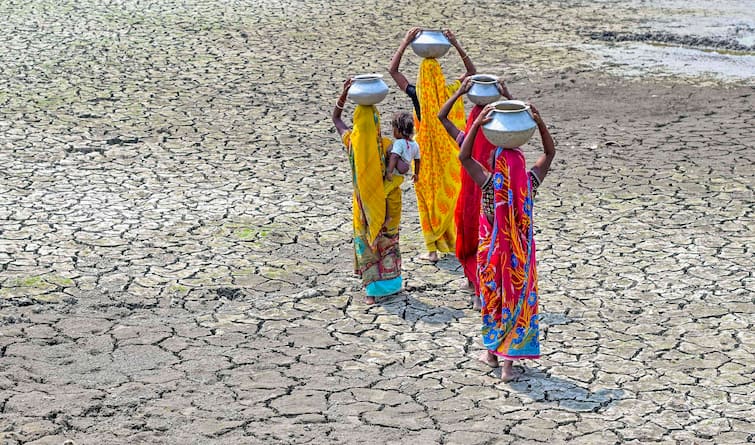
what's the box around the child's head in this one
[392,112,414,139]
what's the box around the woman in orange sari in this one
[332,79,404,305]
[389,27,476,262]
[459,103,556,381]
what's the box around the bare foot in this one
[382,215,392,230]
[418,251,439,263]
[472,293,482,311]
[501,360,515,381]
[478,351,499,368]
[363,296,376,305]
[460,279,474,291]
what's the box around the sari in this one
[455,105,496,294]
[414,58,466,253]
[477,147,540,359]
[342,105,403,297]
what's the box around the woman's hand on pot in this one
[459,77,472,95]
[475,104,495,126]
[497,79,511,98]
[342,78,353,94]
[443,29,458,46]
[529,103,544,125]
[404,27,421,44]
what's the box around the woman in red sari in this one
[438,77,513,309]
[458,103,555,381]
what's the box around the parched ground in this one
[0,1,753,444]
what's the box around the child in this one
[382,112,420,230]
[385,112,420,183]
[459,102,555,382]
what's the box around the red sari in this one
[454,105,496,294]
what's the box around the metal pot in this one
[347,74,389,105]
[467,74,500,105]
[410,29,451,59]
[481,100,537,148]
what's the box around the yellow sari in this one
[342,105,403,297]
[414,58,466,252]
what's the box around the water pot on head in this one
[410,29,451,59]
[482,100,537,149]
[347,74,389,105]
[468,74,501,105]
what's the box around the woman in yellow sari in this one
[332,79,404,304]
[389,27,476,262]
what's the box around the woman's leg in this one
[419,240,439,262]
[501,360,515,381]
[478,350,499,368]
[471,291,481,311]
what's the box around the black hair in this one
[391,112,414,138]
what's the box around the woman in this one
[332,79,404,305]
[388,27,476,262]
[459,103,555,381]
[438,76,513,308]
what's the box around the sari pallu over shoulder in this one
[342,105,403,297]
[477,148,540,360]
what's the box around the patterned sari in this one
[455,105,496,294]
[477,147,540,359]
[414,58,465,253]
[342,105,403,297]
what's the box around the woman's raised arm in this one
[332,78,352,137]
[388,27,421,92]
[438,77,472,142]
[445,29,476,80]
[459,104,494,188]
[529,104,556,182]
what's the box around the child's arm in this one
[459,104,494,188]
[529,104,556,183]
[444,29,476,80]
[332,79,352,138]
[388,27,421,92]
[413,158,420,183]
[438,77,471,142]
[385,153,398,181]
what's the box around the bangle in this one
[336,102,344,110]
[461,54,470,61]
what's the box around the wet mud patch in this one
[580,41,755,80]
[215,287,244,300]
[588,30,755,53]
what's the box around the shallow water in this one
[582,0,755,81]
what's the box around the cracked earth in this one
[0,0,753,444]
